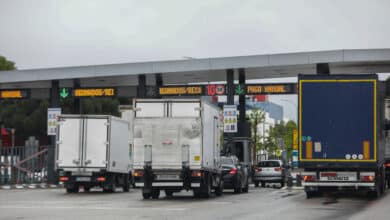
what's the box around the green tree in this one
[248,108,265,163]
[0,55,16,71]
[266,120,297,161]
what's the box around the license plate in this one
[76,177,91,182]
[156,175,180,180]
[320,172,356,181]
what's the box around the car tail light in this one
[361,176,374,182]
[96,177,106,182]
[274,167,282,172]
[256,168,262,172]
[59,176,68,182]
[385,162,390,168]
[303,175,316,182]
[133,170,144,177]
[229,168,238,175]
[192,170,202,177]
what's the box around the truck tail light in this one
[192,170,202,177]
[96,177,106,182]
[59,176,68,182]
[361,176,374,182]
[303,175,316,182]
[133,170,144,177]
[256,168,262,172]
[274,167,281,172]
[229,168,238,175]
[385,162,390,168]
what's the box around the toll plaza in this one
[1,49,390,184]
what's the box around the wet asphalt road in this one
[0,185,387,220]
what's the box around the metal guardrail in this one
[0,145,48,185]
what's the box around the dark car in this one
[220,156,249,193]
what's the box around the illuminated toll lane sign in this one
[159,86,203,96]
[73,88,116,97]
[246,84,297,95]
[0,90,29,99]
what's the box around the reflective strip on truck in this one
[306,141,313,159]
[363,141,370,160]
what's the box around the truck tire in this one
[165,190,174,197]
[254,182,259,187]
[123,174,130,192]
[280,181,285,188]
[193,189,201,198]
[242,181,249,193]
[215,180,224,196]
[84,186,91,192]
[151,189,160,199]
[305,191,316,199]
[261,181,266,187]
[66,185,79,193]
[103,179,116,193]
[142,192,151,199]
[201,175,212,198]
[234,181,242,194]
[387,179,390,189]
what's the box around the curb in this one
[281,186,304,190]
[0,183,63,190]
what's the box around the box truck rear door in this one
[57,118,82,167]
[84,118,108,168]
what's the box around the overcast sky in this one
[1,0,390,70]
[2,0,390,122]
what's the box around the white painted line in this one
[0,205,186,211]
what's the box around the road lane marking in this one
[0,206,186,211]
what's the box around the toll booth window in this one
[171,102,200,117]
[136,103,165,117]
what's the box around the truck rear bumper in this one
[303,182,375,187]
[140,182,200,188]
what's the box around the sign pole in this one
[47,80,60,184]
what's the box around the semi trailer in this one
[132,99,224,199]
[299,74,388,198]
[56,115,131,193]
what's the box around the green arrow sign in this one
[235,84,245,95]
[60,88,69,98]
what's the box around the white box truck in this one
[132,99,224,199]
[55,115,131,193]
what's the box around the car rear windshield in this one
[221,158,234,165]
[258,161,280,167]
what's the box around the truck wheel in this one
[242,182,249,193]
[193,189,201,198]
[261,181,266,187]
[142,192,151,199]
[254,182,259,187]
[66,185,79,193]
[280,181,285,188]
[201,177,212,198]
[151,189,160,199]
[215,180,224,196]
[387,180,390,189]
[234,181,242,194]
[123,175,130,192]
[305,191,315,199]
[84,187,91,192]
[165,190,174,197]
